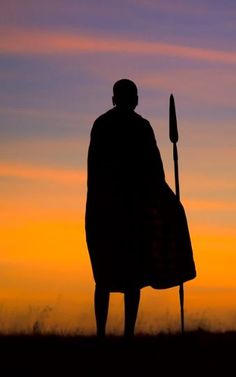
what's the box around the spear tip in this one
[169,93,178,143]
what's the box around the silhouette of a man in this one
[85,79,165,338]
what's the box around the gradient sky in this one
[0,0,236,334]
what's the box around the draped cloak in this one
[85,107,196,292]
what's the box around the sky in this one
[0,0,236,334]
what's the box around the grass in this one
[1,330,235,376]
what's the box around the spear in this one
[169,94,184,335]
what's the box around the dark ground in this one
[0,330,235,376]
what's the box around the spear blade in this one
[169,94,180,200]
[169,94,178,144]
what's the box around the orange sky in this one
[0,145,235,334]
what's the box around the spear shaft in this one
[169,94,184,335]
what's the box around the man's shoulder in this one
[90,109,113,136]
[133,111,150,125]
[132,112,154,136]
[94,108,115,124]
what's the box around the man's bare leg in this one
[124,288,140,338]
[94,285,110,338]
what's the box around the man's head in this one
[112,79,138,110]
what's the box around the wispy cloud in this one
[184,199,236,212]
[0,106,91,124]
[1,28,236,64]
[130,0,209,14]
[0,163,86,185]
[140,69,236,106]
